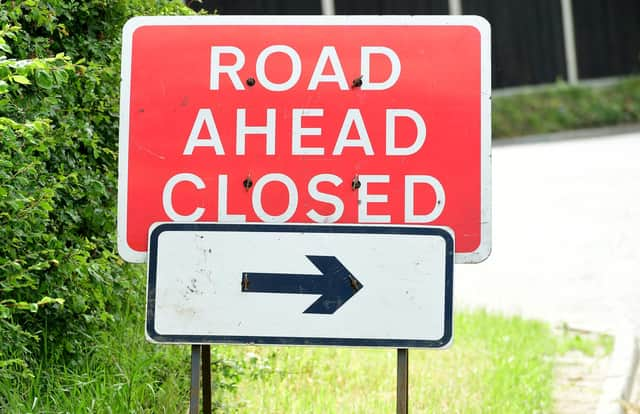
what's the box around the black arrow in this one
[241,255,363,314]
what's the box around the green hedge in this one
[493,77,640,138]
[0,0,193,383]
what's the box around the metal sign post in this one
[202,345,211,414]
[397,348,409,414]
[189,345,200,414]
[189,345,212,414]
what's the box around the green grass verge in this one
[1,299,611,413]
[493,76,640,138]
[221,310,557,413]
[0,275,192,413]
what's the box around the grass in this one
[556,325,614,357]
[220,310,558,413]
[1,299,612,413]
[493,76,640,138]
[0,290,193,413]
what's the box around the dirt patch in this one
[553,350,609,413]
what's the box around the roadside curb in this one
[493,123,640,147]
[596,325,639,414]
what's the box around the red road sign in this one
[118,16,491,263]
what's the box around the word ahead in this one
[146,223,454,348]
[242,255,363,314]
[119,15,491,264]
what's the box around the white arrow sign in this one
[146,223,454,348]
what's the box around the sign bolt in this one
[246,77,256,87]
[351,176,361,190]
[351,75,363,88]
[243,176,253,191]
[348,274,362,291]
[242,273,250,291]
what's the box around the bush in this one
[0,0,193,387]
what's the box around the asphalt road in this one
[455,128,640,335]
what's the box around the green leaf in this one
[30,119,48,134]
[0,80,8,94]
[39,200,53,211]
[28,261,51,271]
[11,75,30,85]
[34,70,53,89]
[36,297,64,307]
[53,68,69,84]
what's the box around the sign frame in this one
[146,222,454,348]
[118,15,491,264]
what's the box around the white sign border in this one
[118,15,491,264]
[145,222,455,348]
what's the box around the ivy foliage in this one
[0,0,193,381]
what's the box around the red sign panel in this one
[118,16,491,263]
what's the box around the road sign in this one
[118,15,491,264]
[146,223,454,348]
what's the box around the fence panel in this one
[462,0,566,88]
[334,0,448,14]
[572,0,640,79]
[188,0,321,15]
[187,0,640,87]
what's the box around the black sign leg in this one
[189,345,201,414]
[202,345,212,414]
[397,348,409,414]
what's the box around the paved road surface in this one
[455,129,640,335]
